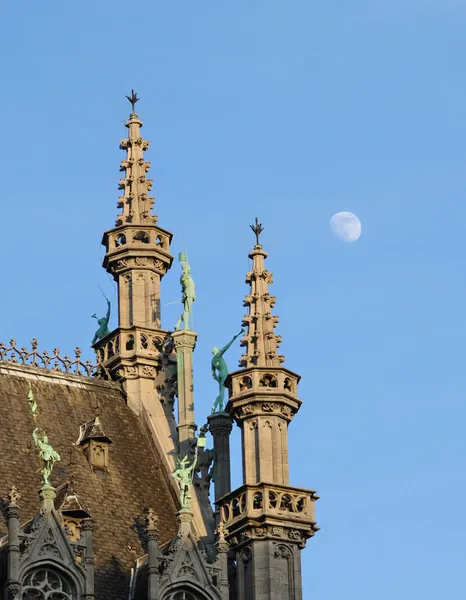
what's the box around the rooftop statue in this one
[171,449,198,510]
[211,330,244,413]
[92,298,111,344]
[174,251,196,331]
[27,385,61,487]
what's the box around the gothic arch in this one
[21,566,79,600]
[162,584,212,600]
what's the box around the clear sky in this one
[1,1,465,598]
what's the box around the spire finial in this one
[250,217,264,247]
[125,89,139,113]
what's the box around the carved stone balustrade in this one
[0,339,98,377]
[217,482,319,550]
[103,224,172,278]
[94,327,175,380]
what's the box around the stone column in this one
[81,518,96,600]
[207,412,233,506]
[146,510,160,600]
[171,330,198,456]
[215,523,230,600]
[5,487,21,599]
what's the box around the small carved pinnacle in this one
[7,485,21,506]
[250,217,264,246]
[125,89,139,113]
[146,508,159,531]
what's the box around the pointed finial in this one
[125,89,139,113]
[146,508,159,530]
[215,520,228,544]
[7,485,21,507]
[250,217,264,247]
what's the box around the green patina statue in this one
[211,330,244,413]
[92,299,111,344]
[174,252,196,331]
[171,449,198,510]
[27,386,61,487]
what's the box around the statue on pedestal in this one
[27,386,61,487]
[174,252,196,331]
[171,451,197,510]
[92,298,111,344]
[211,330,244,413]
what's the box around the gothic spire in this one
[239,220,284,368]
[116,91,156,227]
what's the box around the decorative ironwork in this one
[0,338,99,377]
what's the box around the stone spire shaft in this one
[218,224,318,600]
[240,246,284,369]
[117,112,156,227]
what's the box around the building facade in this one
[0,95,318,600]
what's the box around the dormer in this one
[76,410,113,473]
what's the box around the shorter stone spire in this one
[239,219,285,368]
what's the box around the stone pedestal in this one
[172,330,198,456]
[39,484,56,512]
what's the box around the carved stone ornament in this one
[125,366,138,378]
[272,526,284,537]
[254,527,267,538]
[262,402,275,412]
[141,365,156,377]
[173,334,197,350]
[242,404,254,415]
[288,529,302,541]
[146,508,159,530]
[7,485,21,506]
[117,259,128,269]
[7,583,20,597]
[135,257,148,266]
[274,544,292,559]
[281,405,292,418]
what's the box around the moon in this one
[330,212,361,242]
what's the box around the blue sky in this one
[1,1,465,597]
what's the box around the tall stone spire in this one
[95,92,211,545]
[96,92,177,459]
[116,90,157,227]
[218,221,319,600]
[239,217,284,369]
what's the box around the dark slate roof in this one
[0,367,179,600]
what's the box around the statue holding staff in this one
[92,297,111,344]
[171,448,198,510]
[27,385,61,487]
[174,251,196,331]
[211,330,244,413]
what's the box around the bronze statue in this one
[211,330,244,413]
[174,252,196,331]
[92,299,111,344]
[27,385,60,487]
[171,453,197,510]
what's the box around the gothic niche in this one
[115,233,126,247]
[76,413,112,473]
[126,334,135,350]
[259,374,278,388]
[134,231,150,243]
[284,377,293,393]
[22,569,76,600]
[239,376,253,392]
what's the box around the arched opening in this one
[22,568,77,600]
